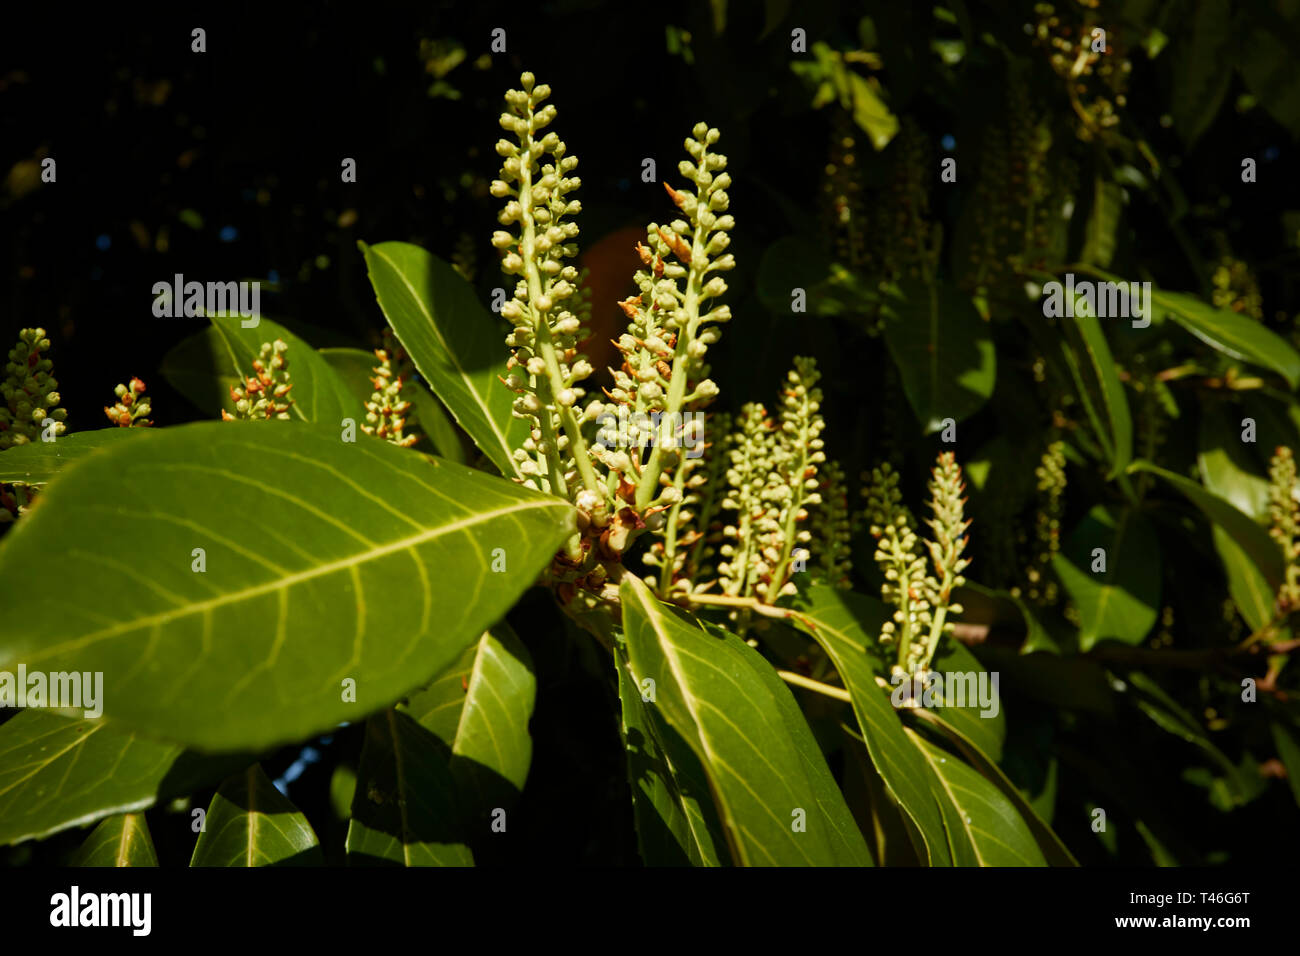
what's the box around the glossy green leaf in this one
[1080,177,1122,269]
[790,586,952,866]
[406,624,536,814]
[72,813,158,867]
[318,347,466,464]
[615,646,728,866]
[924,638,1006,764]
[346,708,473,866]
[208,313,359,423]
[1198,404,1270,521]
[619,575,872,866]
[1053,505,1160,651]
[906,708,1077,866]
[1060,307,1132,478]
[1153,288,1300,388]
[1270,718,1300,808]
[1128,459,1283,589]
[0,430,147,485]
[158,326,242,417]
[1170,0,1233,145]
[0,422,575,751]
[359,240,528,478]
[1214,527,1274,632]
[907,730,1047,866]
[191,764,323,866]
[880,279,996,433]
[0,710,247,846]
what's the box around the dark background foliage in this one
[3,0,1299,865]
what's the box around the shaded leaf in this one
[72,813,158,867]
[191,764,323,866]
[0,430,147,486]
[880,279,996,434]
[359,240,528,478]
[1154,288,1300,388]
[619,575,871,865]
[1053,505,1161,650]
[0,710,247,847]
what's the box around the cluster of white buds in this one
[718,403,778,597]
[362,348,418,448]
[492,73,591,498]
[1,328,67,449]
[864,462,936,673]
[221,340,294,421]
[810,460,853,589]
[104,377,153,427]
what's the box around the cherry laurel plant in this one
[5,69,1297,868]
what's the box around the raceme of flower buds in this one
[221,340,295,421]
[104,377,153,428]
[1,328,67,450]
[362,348,419,448]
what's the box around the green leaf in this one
[1060,307,1133,478]
[0,430,147,486]
[207,313,359,423]
[1237,4,1300,138]
[359,240,528,477]
[1153,288,1300,388]
[1128,459,1283,590]
[1270,718,1300,809]
[1080,177,1123,269]
[790,587,952,865]
[1053,505,1160,650]
[619,575,872,865]
[924,639,1006,764]
[191,764,323,866]
[906,731,1047,866]
[0,421,575,751]
[0,711,247,846]
[880,279,996,434]
[1214,527,1274,632]
[615,645,728,866]
[1170,0,1234,145]
[72,813,158,867]
[904,706,1077,865]
[347,624,536,866]
[1198,404,1270,520]
[159,326,243,417]
[405,624,537,814]
[346,708,474,866]
[318,347,466,463]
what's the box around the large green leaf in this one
[905,707,1077,866]
[880,279,996,434]
[359,241,528,478]
[1215,527,1274,632]
[406,624,536,817]
[1198,403,1270,520]
[789,587,952,865]
[615,645,728,866]
[208,313,360,423]
[1154,288,1300,388]
[907,731,1047,866]
[0,429,147,485]
[191,764,323,866]
[72,813,158,867]
[1053,505,1161,651]
[1060,306,1133,478]
[924,638,1006,764]
[1128,459,1283,589]
[347,624,537,866]
[0,422,575,751]
[619,574,872,866]
[158,326,242,417]
[319,347,466,464]
[1170,0,1234,146]
[1080,177,1122,269]
[0,711,246,846]
[346,708,474,866]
